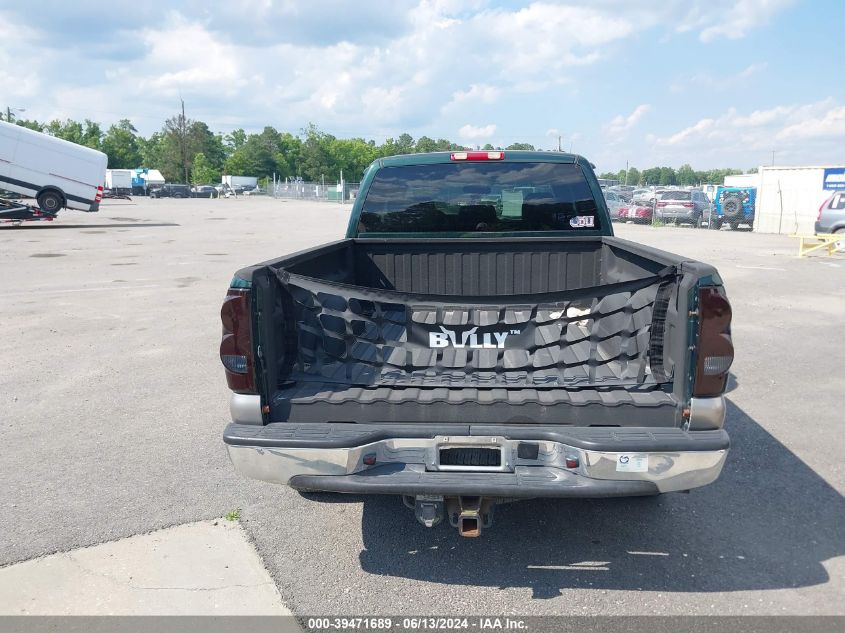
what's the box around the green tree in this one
[505,142,536,150]
[102,119,141,168]
[677,163,696,186]
[45,119,84,144]
[299,124,335,181]
[640,167,661,185]
[191,152,219,184]
[658,166,677,186]
[223,149,255,177]
[137,133,166,170]
[225,129,247,152]
[395,133,415,155]
[186,121,226,172]
[330,137,379,180]
[275,132,302,179]
[16,119,44,132]
[415,136,437,153]
[233,126,287,179]
[81,119,102,150]
[627,167,641,185]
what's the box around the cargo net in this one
[279,270,675,389]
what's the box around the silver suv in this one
[816,192,845,240]
[655,190,710,228]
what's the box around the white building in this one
[726,165,845,235]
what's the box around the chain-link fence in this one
[271,181,361,203]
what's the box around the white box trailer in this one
[105,169,133,194]
[0,120,107,213]
[222,175,258,189]
[748,165,845,234]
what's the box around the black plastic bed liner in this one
[225,422,729,452]
[269,382,680,426]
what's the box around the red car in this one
[617,203,653,224]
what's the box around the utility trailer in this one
[0,198,57,224]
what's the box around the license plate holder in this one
[429,436,511,472]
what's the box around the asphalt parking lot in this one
[1,196,843,616]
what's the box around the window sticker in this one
[570,215,595,228]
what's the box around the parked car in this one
[604,189,626,217]
[0,119,106,214]
[149,184,190,199]
[613,185,636,202]
[632,188,661,204]
[711,186,755,230]
[221,150,734,537]
[816,191,845,247]
[191,185,218,198]
[617,203,654,224]
[655,190,709,227]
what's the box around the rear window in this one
[829,193,845,210]
[358,162,602,235]
[658,191,691,201]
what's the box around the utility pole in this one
[771,149,775,167]
[625,160,629,185]
[4,106,25,123]
[557,135,562,152]
[180,98,189,184]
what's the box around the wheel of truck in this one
[37,190,63,215]
[730,221,740,230]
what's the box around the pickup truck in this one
[221,151,733,537]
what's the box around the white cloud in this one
[458,124,497,141]
[605,104,651,137]
[0,1,797,140]
[697,0,795,42]
[777,104,845,141]
[737,62,768,78]
[670,62,767,94]
[447,84,501,107]
[651,98,845,165]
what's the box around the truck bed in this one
[247,237,708,427]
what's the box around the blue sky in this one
[1,0,843,171]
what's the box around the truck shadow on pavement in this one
[358,400,844,597]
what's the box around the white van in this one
[0,120,107,214]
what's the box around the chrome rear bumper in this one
[225,428,728,496]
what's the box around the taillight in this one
[656,201,667,207]
[682,202,694,208]
[817,197,829,222]
[95,185,104,202]
[693,286,733,397]
[220,288,256,393]
[451,151,504,161]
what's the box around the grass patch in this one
[225,509,241,521]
